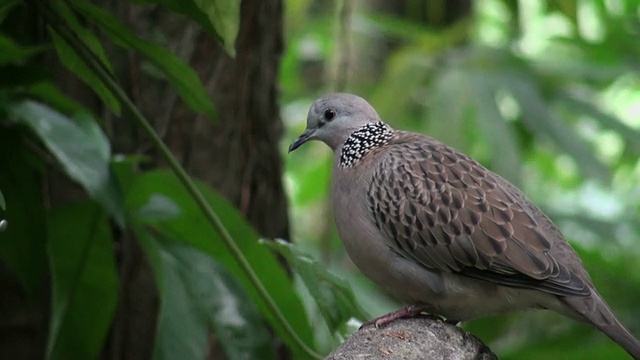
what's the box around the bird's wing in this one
[367,134,590,297]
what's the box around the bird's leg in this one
[361,303,436,329]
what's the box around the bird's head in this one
[288,93,382,152]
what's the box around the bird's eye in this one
[324,109,336,121]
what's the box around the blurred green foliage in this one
[284,0,640,358]
[0,0,639,359]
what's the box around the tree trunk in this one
[112,0,288,358]
[0,0,289,359]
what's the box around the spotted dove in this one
[289,93,640,358]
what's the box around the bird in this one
[288,93,640,358]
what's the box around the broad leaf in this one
[287,157,331,206]
[27,82,88,116]
[425,66,473,151]
[50,29,120,115]
[193,0,241,56]
[505,77,611,184]
[130,0,222,41]
[124,170,315,358]
[46,201,118,360]
[263,239,369,333]
[135,228,275,360]
[52,0,114,74]
[49,30,121,114]
[471,73,522,186]
[0,129,47,296]
[0,0,20,24]
[72,1,217,119]
[559,92,640,154]
[0,33,49,65]
[8,101,125,226]
[502,323,628,360]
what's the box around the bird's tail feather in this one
[563,290,640,359]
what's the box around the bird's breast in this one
[331,165,446,301]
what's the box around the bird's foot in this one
[360,303,434,329]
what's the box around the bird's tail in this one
[563,290,640,359]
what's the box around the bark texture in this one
[327,318,497,360]
[0,0,288,359]
[112,0,288,358]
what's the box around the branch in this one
[327,318,496,360]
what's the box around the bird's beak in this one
[288,128,315,153]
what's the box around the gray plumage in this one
[289,93,640,358]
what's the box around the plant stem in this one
[31,1,321,358]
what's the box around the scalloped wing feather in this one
[367,132,590,297]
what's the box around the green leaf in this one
[46,201,118,360]
[288,157,331,206]
[502,322,628,360]
[8,100,125,226]
[372,50,430,122]
[505,78,611,184]
[110,154,152,202]
[124,170,315,357]
[263,239,369,333]
[549,0,577,23]
[425,66,472,150]
[49,30,121,114]
[135,228,275,360]
[0,0,20,24]
[193,0,241,56]
[52,0,114,74]
[130,0,222,41]
[471,74,522,186]
[0,129,47,296]
[362,13,433,41]
[73,112,110,159]
[71,1,217,119]
[0,33,49,65]
[27,82,88,115]
[559,92,640,154]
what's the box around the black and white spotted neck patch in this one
[340,122,393,168]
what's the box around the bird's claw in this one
[360,303,433,329]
